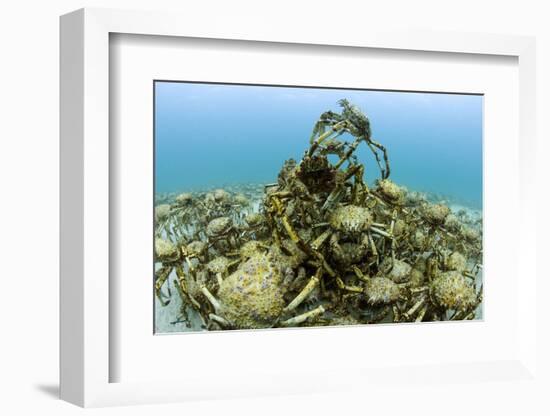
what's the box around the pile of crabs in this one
[154,99,483,330]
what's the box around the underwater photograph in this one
[153,81,483,333]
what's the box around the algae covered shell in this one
[239,240,267,260]
[446,252,467,271]
[461,225,481,243]
[154,204,171,222]
[175,192,193,206]
[155,238,179,262]
[422,203,451,224]
[213,188,231,203]
[186,240,207,257]
[364,277,400,305]
[217,253,286,329]
[430,271,476,311]
[444,213,461,232]
[233,193,250,206]
[376,179,404,203]
[245,212,264,227]
[206,256,232,274]
[392,218,407,237]
[384,259,412,283]
[329,205,373,233]
[207,217,233,236]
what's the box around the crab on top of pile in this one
[154,99,483,330]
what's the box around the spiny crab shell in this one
[213,188,231,203]
[205,256,230,274]
[461,225,481,243]
[296,154,336,194]
[430,271,476,311]
[175,192,193,206]
[245,212,264,227]
[376,179,404,203]
[330,241,368,266]
[383,258,412,283]
[339,98,371,137]
[217,253,286,329]
[207,216,233,236]
[233,193,250,206]
[154,204,171,222]
[155,238,180,262]
[329,205,374,233]
[445,252,467,271]
[422,203,451,225]
[364,277,400,305]
[186,240,207,257]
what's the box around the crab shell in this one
[446,252,467,272]
[444,213,461,232]
[155,238,180,262]
[154,204,171,222]
[383,258,412,283]
[461,225,481,243]
[376,179,404,203]
[364,277,400,305]
[217,253,286,329]
[175,192,193,206]
[411,230,426,249]
[269,238,307,270]
[409,268,426,287]
[233,193,250,206]
[330,241,368,266]
[245,212,264,227]
[186,240,207,257]
[206,256,232,274]
[430,271,476,311]
[207,217,233,236]
[422,203,451,225]
[213,188,230,203]
[239,240,267,260]
[392,218,407,237]
[329,205,374,233]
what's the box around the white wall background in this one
[0,1,548,414]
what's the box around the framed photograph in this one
[152,81,484,334]
[60,8,538,408]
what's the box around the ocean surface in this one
[155,82,483,209]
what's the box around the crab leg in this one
[392,305,401,322]
[367,231,379,264]
[403,295,426,321]
[311,229,331,251]
[155,265,173,306]
[201,286,221,311]
[352,265,370,283]
[173,265,201,310]
[283,269,322,312]
[271,195,336,277]
[415,304,429,322]
[335,277,363,293]
[389,209,397,263]
[209,313,231,328]
[308,121,346,156]
[370,226,391,238]
[280,305,325,327]
[367,138,391,179]
[321,186,344,212]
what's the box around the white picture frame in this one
[60,7,538,408]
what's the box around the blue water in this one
[155,82,483,208]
